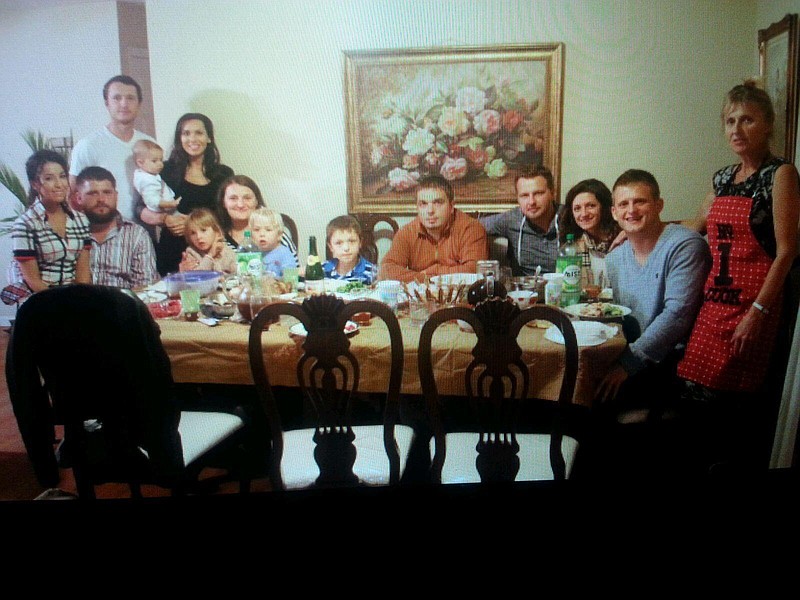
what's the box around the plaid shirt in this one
[90,214,159,289]
[11,200,91,288]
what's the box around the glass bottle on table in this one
[305,236,325,296]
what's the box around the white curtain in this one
[770,304,800,468]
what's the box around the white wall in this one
[0,0,121,323]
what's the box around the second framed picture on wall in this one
[343,44,564,215]
[759,13,799,163]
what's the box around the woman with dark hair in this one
[559,178,620,287]
[216,175,298,260]
[154,113,233,275]
[678,80,800,473]
[8,149,91,297]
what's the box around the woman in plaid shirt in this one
[10,150,91,296]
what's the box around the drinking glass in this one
[409,295,432,327]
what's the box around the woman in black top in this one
[155,113,233,275]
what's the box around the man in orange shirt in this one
[380,175,487,283]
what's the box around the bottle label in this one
[307,255,320,266]
[556,256,582,293]
[237,252,261,277]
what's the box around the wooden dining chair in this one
[418,298,580,483]
[352,213,399,265]
[281,213,299,250]
[248,294,413,490]
[6,284,252,499]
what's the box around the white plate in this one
[429,273,480,286]
[137,290,167,303]
[544,321,619,346]
[289,320,359,338]
[278,292,298,301]
[562,302,631,320]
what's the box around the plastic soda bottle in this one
[236,230,262,278]
[556,233,582,307]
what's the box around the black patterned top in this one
[713,155,788,258]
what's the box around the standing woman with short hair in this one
[9,149,91,297]
[678,80,800,472]
[154,113,233,275]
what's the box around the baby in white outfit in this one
[133,139,180,215]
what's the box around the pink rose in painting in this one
[440,156,468,181]
[474,109,501,137]
[388,168,420,191]
[465,146,489,171]
[502,110,524,132]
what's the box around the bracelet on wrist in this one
[752,301,770,315]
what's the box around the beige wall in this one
[145,0,761,262]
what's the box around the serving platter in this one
[562,302,631,320]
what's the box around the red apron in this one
[677,195,781,392]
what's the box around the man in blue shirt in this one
[598,169,711,408]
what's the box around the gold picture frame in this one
[759,13,799,162]
[343,44,564,215]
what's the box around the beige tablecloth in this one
[157,314,626,407]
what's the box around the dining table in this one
[155,299,627,408]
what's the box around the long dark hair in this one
[25,149,68,203]
[165,113,225,181]
[215,174,266,233]
[560,178,618,243]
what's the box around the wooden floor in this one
[0,326,271,501]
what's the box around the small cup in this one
[283,267,300,291]
[584,284,601,302]
[507,290,534,310]
[179,289,201,314]
[377,279,401,309]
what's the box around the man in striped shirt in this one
[74,166,158,289]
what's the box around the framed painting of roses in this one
[343,44,564,215]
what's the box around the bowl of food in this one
[200,292,236,319]
[163,270,221,297]
[147,299,182,319]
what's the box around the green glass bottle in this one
[305,236,325,295]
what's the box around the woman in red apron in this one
[678,81,800,473]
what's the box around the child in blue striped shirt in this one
[322,215,376,284]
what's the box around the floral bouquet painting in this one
[344,45,564,214]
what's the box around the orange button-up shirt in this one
[380,209,488,283]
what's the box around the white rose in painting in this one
[455,86,486,115]
[437,107,469,138]
[375,114,408,138]
[402,127,435,156]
